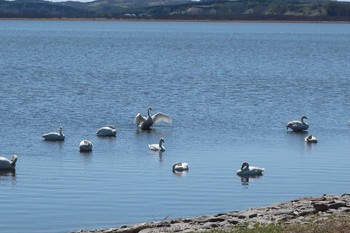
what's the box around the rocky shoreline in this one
[74,193,350,233]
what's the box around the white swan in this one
[172,162,189,172]
[236,162,264,176]
[148,138,165,151]
[134,107,172,130]
[305,134,317,143]
[286,115,309,132]
[42,126,65,141]
[96,125,117,137]
[79,140,93,152]
[0,155,17,171]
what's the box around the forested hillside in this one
[0,0,349,21]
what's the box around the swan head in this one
[159,137,164,144]
[301,115,308,121]
[241,162,249,170]
[59,126,63,134]
[305,134,317,143]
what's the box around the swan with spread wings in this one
[134,107,172,130]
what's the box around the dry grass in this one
[208,214,350,233]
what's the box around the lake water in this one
[0,20,350,233]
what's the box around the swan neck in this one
[301,117,307,124]
[11,155,17,166]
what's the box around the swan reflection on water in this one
[172,169,189,176]
[0,170,16,177]
[238,174,263,186]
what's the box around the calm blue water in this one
[0,20,350,233]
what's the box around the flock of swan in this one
[0,111,317,178]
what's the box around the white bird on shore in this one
[148,138,165,151]
[0,155,17,171]
[79,140,93,152]
[286,115,309,132]
[96,125,117,137]
[172,162,189,172]
[42,126,65,141]
[236,162,264,176]
[134,107,172,130]
[305,134,317,143]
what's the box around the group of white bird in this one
[0,107,189,174]
[236,115,318,178]
[286,115,318,143]
[0,113,318,177]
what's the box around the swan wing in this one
[152,112,172,125]
[134,113,146,126]
[42,132,65,140]
[96,127,116,136]
[148,144,159,151]
[287,120,308,131]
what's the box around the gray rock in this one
[313,203,329,212]
[328,200,347,209]
[202,222,219,229]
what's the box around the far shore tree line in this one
[0,0,349,21]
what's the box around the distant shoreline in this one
[1,17,350,24]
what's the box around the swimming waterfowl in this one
[172,162,189,172]
[42,126,65,141]
[96,125,117,137]
[0,155,17,171]
[79,140,93,152]
[286,115,309,132]
[236,162,264,176]
[134,107,172,130]
[305,134,317,143]
[148,138,165,151]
